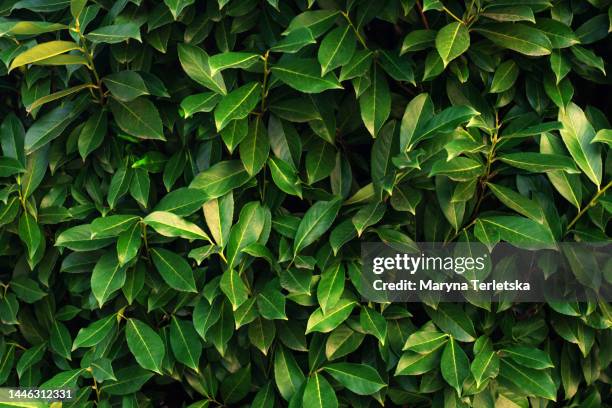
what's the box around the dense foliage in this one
[0,0,611,406]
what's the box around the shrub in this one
[0,0,610,406]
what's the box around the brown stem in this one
[415,1,430,29]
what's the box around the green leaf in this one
[426,304,476,342]
[400,93,434,152]
[436,22,470,67]
[170,316,201,370]
[101,366,153,396]
[543,74,573,109]
[323,363,386,395]
[103,71,149,102]
[294,197,342,256]
[352,201,386,236]
[193,298,222,344]
[470,348,499,387]
[125,318,165,374]
[150,247,197,292]
[209,52,260,75]
[540,133,582,209]
[318,24,356,76]
[499,359,557,401]
[18,212,41,259]
[401,30,436,54]
[109,97,165,140]
[325,325,364,360]
[90,358,116,382]
[592,129,612,146]
[268,157,302,198]
[50,321,72,360]
[164,0,195,19]
[570,45,605,75]
[550,49,571,84]
[72,314,117,350]
[478,216,554,247]
[440,337,470,396]
[430,157,484,181]
[214,82,260,132]
[9,41,79,71]
[220,268,249,310]
[0,21,66,36]
[317,263,344,314]
[490,60,519,93]
[339,49,372,81]
[306,140,336,185]
[271,57,342,93]
[302,373,338,408]
[403,330,448,353]
[536,18,580,48]
[86,23,142,44]
[359,64,390,138]
[257,284,287,320]
[24,102,80,154]
[498,152,579,173]
[0,112,25,165]
[274,344,305,400]
[91,214,140,238]
[91,252,128,307]
[202,193,233,248]
[413,105,479,145]
[78,110,107,160]
[499,346,554,369]
[481,5,535,23]
[271,27,317,53]
[558,102,602,186]
[487,182,544,222]
[283,10,339,38]
[474,23,552,56]
[10,277,46,303]
[41,369,84,389]
[180,92,221,118]
[154,188,208,216]
[189,160,250,199]
[306,299,356,334]
[178,43,227,95]
[16,342,46,378]
[248,317,275,355]
[360,306,387,345]
[144,211,210,241]
[395,350,441,376]
[225,201,266,269]
[239,117,269,176]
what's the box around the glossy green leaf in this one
[150,247,197,292]
[126,318,165,374]
[294,197,342,256]
[144,211,210,241]
[474,23,552,56]
[323,363,386,395]
[271,57,342,93]
[436,22,470,67]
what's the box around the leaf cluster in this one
[0,0,611,406]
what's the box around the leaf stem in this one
[141,221,150,256]
[260,50,270,113]
[415,1,430,29]
[565,180,612,234]
[341,11,368,49]
[443,6,464,24]
[76,27,104,103]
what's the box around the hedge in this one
[0,0,611,406]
